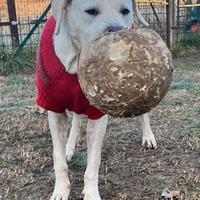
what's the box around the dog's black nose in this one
[105,26,124,33]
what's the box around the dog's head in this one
[52,0,148,46]
[52,0,148,73]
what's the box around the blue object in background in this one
[185,0,200,32]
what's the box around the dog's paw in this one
[66,145,75,162]
[50,183,70,200]
[142,134,157,149]
[79,190,101,200]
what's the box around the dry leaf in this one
[161,190,180,199]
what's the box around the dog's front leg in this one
[48,111,70,200]
[66,113,81,161]
[139,113,157,149]
[82,115,108,200]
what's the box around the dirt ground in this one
[0,56,200,200]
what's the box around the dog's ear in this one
[132,0,149,26]
[52,0,71,35]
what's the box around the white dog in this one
[36,0,157,199]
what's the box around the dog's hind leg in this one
[82,115,108,200]
[66,113,81,161]
[139,113,157,149]
[48,111,70,200]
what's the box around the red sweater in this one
[36,17,104,120]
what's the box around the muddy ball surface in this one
[78,29,173,117]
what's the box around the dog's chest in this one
[35,16,104,120]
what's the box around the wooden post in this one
[177,0,180,29]
[166,0,174,50]
[7,0,19,47]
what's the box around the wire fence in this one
[175,1,200,50]
[137,2,168,40]
[138,0,200,50]
[0,0,200,51]
[0,0,51,49]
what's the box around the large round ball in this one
[78,29,173,118]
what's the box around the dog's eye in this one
[120,8,130,15]
[85,8,99,16]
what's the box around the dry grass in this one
[0,56,200,200]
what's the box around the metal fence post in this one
[166,0,174,50]
[7,0,19,47]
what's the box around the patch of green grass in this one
[178,121,200,137]
[178,34,200,49]
[173,33,200,57]
[178,129,192,137]
[184,63,200,70]
[0,100,28,112]
[184,180,197,190]
[190,121,200,129]
[34,139,51,150]
[6,74,27,86]
[159,96,184,108]
[171,79,190,90]
[69,151,87,171]
[168,158,180,167]
[0,47,36,75]
[0,157,11,168]
[174,63,200,71]
[173,47,200,58]
[171,78,200,96]
[193,107,200,113]
[169,99,184,106]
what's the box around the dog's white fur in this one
[47,1,157,199]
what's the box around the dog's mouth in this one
[71,24,134,74]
